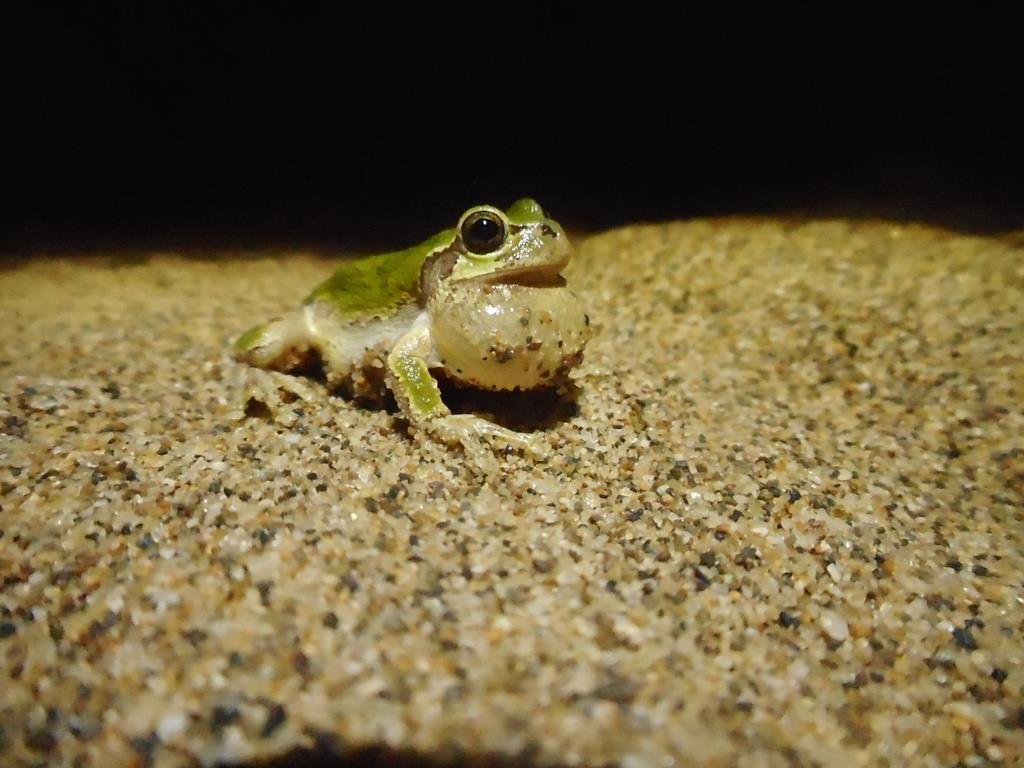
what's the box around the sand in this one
[1,219,1022,767]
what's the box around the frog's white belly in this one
[301,302,424,382]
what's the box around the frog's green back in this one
[304,228,454,319]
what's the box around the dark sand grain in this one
[2,220,1023,767]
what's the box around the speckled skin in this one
[2,220,1023,767]
[429,280,589,391]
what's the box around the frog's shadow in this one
[434,374,581,433]
[342,373,579,434]
[280,355,580,433]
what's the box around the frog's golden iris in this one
[460,208,507,255]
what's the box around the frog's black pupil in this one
[463,214,505,254]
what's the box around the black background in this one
[5,10,1023,255]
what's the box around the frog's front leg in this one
[386,321,547,458]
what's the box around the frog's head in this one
[445,198,571,287]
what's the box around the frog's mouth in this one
[484,266,567,288]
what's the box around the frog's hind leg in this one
[235,303,411,400]
[234,305,368,397]
[234,308,332,379]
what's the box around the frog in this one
[234,198,591,455]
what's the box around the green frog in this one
[234,198,590,454]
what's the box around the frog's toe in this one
[428,414,549,460]
[515,432,551,459]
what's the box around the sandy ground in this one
[2,219,1023,767]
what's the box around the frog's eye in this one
[460,209,508,256]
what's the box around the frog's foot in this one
[426,414,549,458]
[232,368,322,424]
